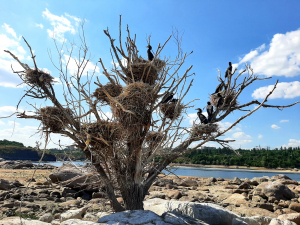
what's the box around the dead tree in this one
[4,17,299,211]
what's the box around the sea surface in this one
[39,161,300,181]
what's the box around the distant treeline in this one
[0,139,24,147]
[48,149,85,160]
[170,147,300,169]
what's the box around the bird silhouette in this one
[196,108,208,124]
[206,102,213,122]
[160,92,174,104]
[225,62,232,78]
[147,45,154,61]
[216,93,224,108]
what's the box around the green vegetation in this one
[4,209,39,220]
[171,147,300,169]
[0,139,24,147]
[48,148,85,160]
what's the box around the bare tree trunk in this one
[121,183,145,210]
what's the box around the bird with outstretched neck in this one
[196,108,208,124]
[206,102,213,122]
[147,45,154,61]
[225,62,232,78]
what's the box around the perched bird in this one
[213,79,225,94]
[39,74,45,82]
[216,93,224,108]
[206,102,213,122]
[196,108,208,124]
[170,98,179,103]
[160,92,174,104]
[225,62,232,78]
[147,45,154,61]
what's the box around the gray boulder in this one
[162,211,209,225]
[253,181,295,200]
[144,198,240,225]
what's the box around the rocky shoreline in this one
[1,161,300,224]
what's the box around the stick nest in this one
[92,83,123,104]
[159,102,184,120]
[126,57,166,85]
[25,69,55,86]
[145,131,165,149]
[210,91,238,110]
[191,123,220,136]
[85,121,122,151]
[111,82,153,130]
[39,106,72,132]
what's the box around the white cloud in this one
[0,25,28,88]
[42,8,80,42]
[287,139,300,147]
[2,23,17,39]
[0,106,16,117]
[271,124,280,129]
[252,81,300,99]
[232,132,252,139]
[0,121,5,125]
[280,120,289,123]
[235,127,242,131]
[258,134,263,139]
[238,29,300,77]
[35,23,44,29]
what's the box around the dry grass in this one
[191,123,220,136]
[111,82,153,130]
[159,102,184,120]
[145,131,165,149]
[39,106,73,132]
[92,83,123,104]
[0,169,51,184]
[210,91,238,110]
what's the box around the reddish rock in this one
[167,190,182,199]
[290,203,300,212]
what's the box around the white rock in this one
[162,211,209,225]
[83,213,98,221]
[269,218,297,225]
[60,207,87,222]
[238,217,260,225]
[60,219,99,225]
[0,217,51,225]
[250,216,273,225]
[231,218,249,225]
[96,211,112,218]
[98,210,162,224]
[51,219,61,225]
[144,198,240,225]
[40,212,55,223]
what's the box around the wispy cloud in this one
[2,23,18,39]
[42,8,80,42]
[271,124,280,129]
[258,134,263,139]
[280,120,289,123]
[35,23,44,29]
[252,81,300,99]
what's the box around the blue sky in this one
[0,0,299,149]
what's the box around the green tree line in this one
[171,147,300,169]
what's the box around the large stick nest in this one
[126,57,166,85]
[159,102,184,120]
[92,83,123,104]
[39,106,72,132]
[191,123,220,136]
[145,131,165,149]
[210,91,238,110]
[85,121,123,153]
[25,69,55,86]
[111,82,154,130]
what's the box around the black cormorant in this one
[206,102,213,122]
[225,62,232,78]
[147,45,154,61]
[196,108,208,124]
[213,79,225,94]
[161,92,174,104]
[170,98,178,103]
[216,93,224,108]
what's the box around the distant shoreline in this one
[169,163,300,174]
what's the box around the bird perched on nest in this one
[147,45,154,61]
[206,102,213,122]
[217,93,224,108]
[160,92,174,104]
[39,74,45,82]
[225,62,232,78]
[196,108,208,124]
[213,79,225,94]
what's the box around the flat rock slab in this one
[0,217,51,225]
[98,210,163,224]
[60,219,99,225]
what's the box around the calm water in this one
[40,161,300,181]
